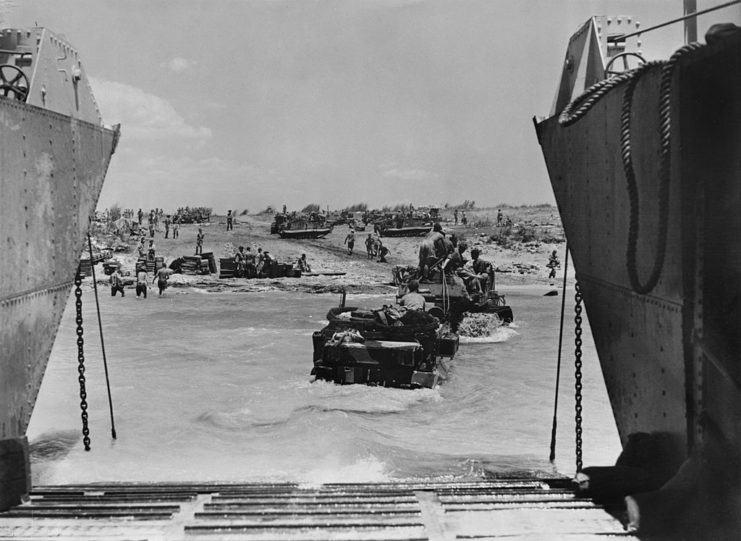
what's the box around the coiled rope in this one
[559,43,704,294]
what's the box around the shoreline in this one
[92,208,569,297]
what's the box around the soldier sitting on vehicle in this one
[399,279,426,311]
[466,248,494,299]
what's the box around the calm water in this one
[28,286,621,484]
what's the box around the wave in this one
[195,408,291,430]
[29,430,80,461]
[301,380,442,414]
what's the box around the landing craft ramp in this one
[0,480,635,539]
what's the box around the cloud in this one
[89,77,212,142]
[138,154,264,179]
[204,100,227,110]
[164,57,193,73]
[382,168,439,182]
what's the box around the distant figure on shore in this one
[547,250,560,279]
[345,228,355,255]
[109,267,124,297]
[256,248,264,276]
[149,223,155,238]
[195,228,204,255]
[148,239,155,260]
[137,208,143,225]
[173,219,179,239]
[365,234,375,259]
[243,247,256,277]
[282,204,287,214]
[454,209,458,225]
[262,251,276,277]
[137,237,146,258]
[461,211,468,227]
[153,266,170,296]
[377,242,390,263]
[164,216,171,238]
[497,209,503,225]
[399,280,426,311]
[136,267,148,299]
[234,245,246,277]
[297,253,311,273]
[226,210,233,231]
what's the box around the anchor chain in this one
[75,270,91,451]
[574,281,583,473]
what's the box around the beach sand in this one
[96,206,570,295]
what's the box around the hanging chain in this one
[75,269,91,451]
[574,281,583,472]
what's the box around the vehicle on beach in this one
[278,223,333,239]
[271,212,332,238]
[375,218,431,237]
[311,293,458,388]
[534,8,741,537]
[0,26,119,510]
[172,206,211,224]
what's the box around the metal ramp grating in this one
[0,479,637,540]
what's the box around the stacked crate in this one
[219,258,235,279]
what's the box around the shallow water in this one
[28,286,621,484]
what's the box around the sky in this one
[5,0,741,213]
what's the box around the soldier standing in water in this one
[344,228,355,255]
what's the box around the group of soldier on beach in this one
[107,205,557,302]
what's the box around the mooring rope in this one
[560,42,705,295]
[87,233,117,440]
[622,43,704,294]
[549,243,569,462]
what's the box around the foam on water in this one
[460,326,520,344]
[299,455,390,486]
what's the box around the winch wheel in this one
[0,65,29,101]
[605,52,646,77]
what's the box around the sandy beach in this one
[96,206,569,295]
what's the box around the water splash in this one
[460,326,519,344]
[458,312,519,342]
[299,455,389,486]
